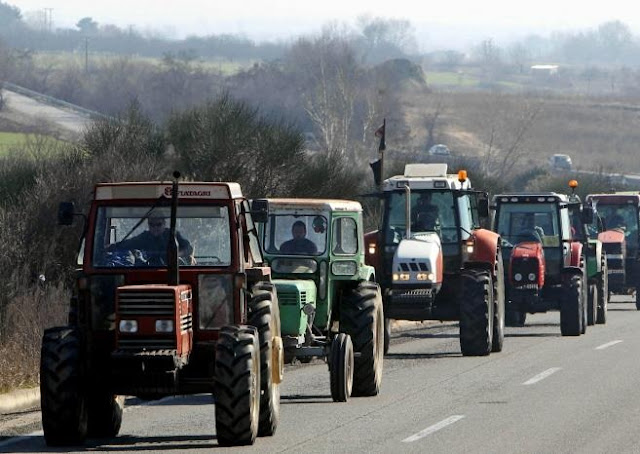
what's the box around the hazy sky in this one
[7,0,638,50]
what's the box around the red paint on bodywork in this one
[570,242,583,267]
[509,242,545,286]
[364,230,382,278]
[598,229,625,245]
[470,228,499,268]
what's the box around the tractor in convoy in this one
[492,191,589,335]
[256,198,384,402]
[586,192,640,309]
[364,163,505,357]
[41,175,283,447]
[567,181,609,325]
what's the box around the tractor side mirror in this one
[581,206,594,225]
[250,199,269,223]
[58,202,75,225]
[477,199,489,218]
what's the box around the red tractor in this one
[492,192,589,335]
[40,175,283,447]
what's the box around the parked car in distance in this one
[549,153,572,170]
[428,144,451,156]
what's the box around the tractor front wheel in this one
[597,259,608,324]
[248,282,281,437]
[329,333,354,402]
[492,254,506,353]
[459,269,493,356]
[214,325,261,447]
[40,327,88,446]
[587,283,598,326]
[87,392,124,438]
[340,282,384,397]
[561,274,583,336]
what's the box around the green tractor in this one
[255,199,384,402]
[568,181,609,325]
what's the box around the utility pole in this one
[84,37,89,74]
[44,8,53,32]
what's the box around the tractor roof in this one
[587,193,640,204]
[493,192,570,203]
[265,198,362,212]
[94,182,243,201]
[383,163,472,191]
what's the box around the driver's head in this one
[417,193,432,208]
[148,215,166,236]
[291,220,307,239]
[522,213,535,229]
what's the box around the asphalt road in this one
[1,89,92,139]
[2,296,640,453]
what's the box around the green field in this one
[0,132,66,156]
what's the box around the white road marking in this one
[595,340,623,350]
[402,415,465,443]
[523,367,562,385]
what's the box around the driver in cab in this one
[109,213,193,264]
[280,220,318,255]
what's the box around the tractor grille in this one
[118,291,175,316]
[278,291,299,306]
[391,288,434,304]
[118,338,176,350]
[399,262,429,272]
[511,259,539,288]
[180,313,193,332]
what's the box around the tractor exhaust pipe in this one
[405,184,411,239]
[167,171,180,286]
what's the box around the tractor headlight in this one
[393,273,411,281]
[514,273,523,282]
[368,243,377,255]
[528,273,536,282]
[119,320,138,333]
[416,272,435,281]
[155,320,174,333]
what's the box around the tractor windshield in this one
[92,205,232,267]
[496,203,560,247]
[263,214,327,256]
[385,191,457,243]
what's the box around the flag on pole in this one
[374,119,386,151]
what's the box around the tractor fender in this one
[570,242,583,268]
[468,228,500,274]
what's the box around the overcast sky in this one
[7,0,638,50]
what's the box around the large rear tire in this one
[214,325,261,447]
[561,275,582,336]
[597,259,608,324]
[329,333,354,402]
[459,269,493,357]
[248,282,281,437]
[587,283,597,326]
[340,281,384,397]
[87,393,124,438]
[492,254,505,353]
[383,318,391,355]
[40,327,88,446]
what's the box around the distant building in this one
[530,65,559,76]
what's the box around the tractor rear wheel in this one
[329,333,354,402]
[87,393,124,438]
[492,254,506,353]
[340,281,384,397]
[587,283,598,326]
[561,275,582,336]
[214,325,260,447]
[383,318,391,355]
[40,327,88,446]
[459,269,493,356]
[248,282,281,437]
[597,259,608,324]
